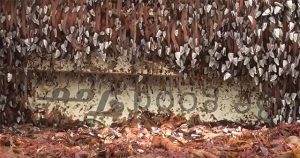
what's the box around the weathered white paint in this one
[27,55,270,126]
[28,73,269,126]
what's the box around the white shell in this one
[223,72,232,81]
[7,73,12,82]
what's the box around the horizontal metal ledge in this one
[0,67,182,77]
[28,68,182,77]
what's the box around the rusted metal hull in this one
[2,0,300,126]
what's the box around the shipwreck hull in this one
[1,0,300,126]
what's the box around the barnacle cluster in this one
[1,0,300,124]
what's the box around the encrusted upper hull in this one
[0,0,300,125]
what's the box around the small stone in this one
[223,128,229,133]
[191,134,200,138]
[137,149,144,153]
[164,130,172,136]
[236,126,242,132]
